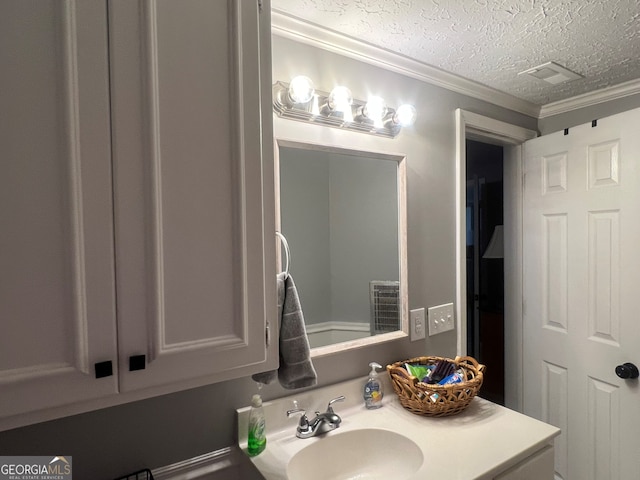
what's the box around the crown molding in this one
[271,10,541,118]
[538,78,640,118]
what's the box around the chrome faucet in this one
[286,395,345,439]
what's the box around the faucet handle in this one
[326,395,345,413]
[286,408,309,428]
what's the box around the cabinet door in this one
[109,0,277,392]
[0,0,118,427]
[494,445,555,480]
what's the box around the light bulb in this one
[363,96,387,128]
[288,76,315,104]
[328,86,353,112]
[393,104,417,126]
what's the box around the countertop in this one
[237,376,560,480]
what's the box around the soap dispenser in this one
[363,362,384,409]
[247,393,266,456]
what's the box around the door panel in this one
[523,108,640,479]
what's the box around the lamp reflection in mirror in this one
[273,76,416,138]
[483,225,504,259]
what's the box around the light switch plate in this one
[410,308,426,341]
[428,303,455,336]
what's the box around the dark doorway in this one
[466,139,504,405]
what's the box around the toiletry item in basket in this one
[439,370,464,385]
[363,362,384,409]
[248,394,266,456]
[405,363,432,382]
[429,360,456,384]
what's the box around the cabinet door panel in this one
[0,0,118,423]
[494,445,555,480]
[110,0,276,391]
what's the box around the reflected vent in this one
[370,281,400,334]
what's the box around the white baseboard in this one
[305,320,370,334]
[305,321,371,349]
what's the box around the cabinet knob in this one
[615,362,639,379]
[94,361,113,378]
[129,354,146,371]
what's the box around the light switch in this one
[428,303,455,336]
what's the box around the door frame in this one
[455,109,537,411]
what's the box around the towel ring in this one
[275,231,291,275]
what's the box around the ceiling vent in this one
[518,61,583,85]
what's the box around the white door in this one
[523,108,640,480]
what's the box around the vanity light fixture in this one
[273,78,416,138]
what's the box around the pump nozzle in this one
[369,362,382,375]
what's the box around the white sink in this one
[286,428,423,480]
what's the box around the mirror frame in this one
[274,137,409,357]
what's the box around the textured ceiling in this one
[271,0,640,106]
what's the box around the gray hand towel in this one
[251,272,317,389]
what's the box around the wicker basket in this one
[387,355,485,417]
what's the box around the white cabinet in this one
[0,0,276,430]
[109,0,276,392]
[0,0,119,422]
[494,445,555,480]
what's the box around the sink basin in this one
[286,428,424,480]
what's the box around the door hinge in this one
[258,0,263,12]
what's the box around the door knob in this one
[615,362,639,379]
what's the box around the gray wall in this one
[329,154,399,325]
[539,92,640,135]
[281,148,399,327]
[0,34,538,479]
[279,147,332,325]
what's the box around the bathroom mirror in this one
[276,139,408,354]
